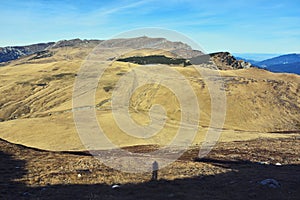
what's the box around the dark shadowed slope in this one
[1,137,300,200]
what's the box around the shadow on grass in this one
[0,150,28,199]
[1,149,300,200]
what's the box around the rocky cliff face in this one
[189,52,253,70]
[0,42,54,63]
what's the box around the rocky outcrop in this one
[189,52,253,70]
[210,52,252,69]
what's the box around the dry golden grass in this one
[0,47,299,151]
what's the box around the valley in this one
[0,38,299,199]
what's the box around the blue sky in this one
[0,0,299,53]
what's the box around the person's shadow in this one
[151,161,158,181]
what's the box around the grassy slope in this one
[0,47,299,151]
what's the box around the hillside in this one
[0,38,299,151]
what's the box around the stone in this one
[260,179,280,188]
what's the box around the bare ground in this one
[1,136,300,200]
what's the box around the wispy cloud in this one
[0,0,299,53]
[99,0,152,16]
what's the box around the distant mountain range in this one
[235,54,300,75]
[0,38,252,70]
[233,53,281,61]
[1,39,298,75]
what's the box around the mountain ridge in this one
[0,37,253,71]
[0,37,202,63]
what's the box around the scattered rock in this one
[168,193,175,198]
[260,179,280,188]
[76,169,92,173]
[22,192,31,196]
[258,161,269,165]
[112,184,121,189]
